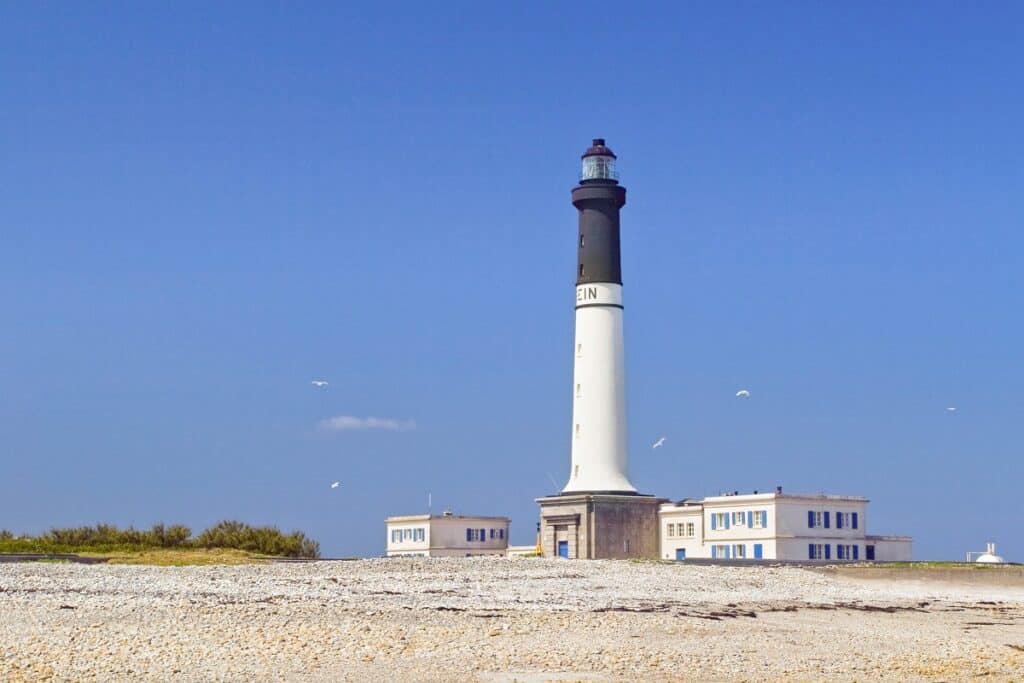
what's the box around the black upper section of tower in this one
[574,138,626,286]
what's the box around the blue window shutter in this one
[725,546,731,559]
[754,543,763,559]
[809,543,814,559]
[836,513,842,529]
[763,510,768,528]
[825,544,831,560]
[711,545,717,559]
[747,511,753,527]
[853,545,859,560]
[479,528,484,541]
[725,515,730,530]
[466,528,471,542]
[808,511,814,528]
[710,515,717,530]
[824,511,830,528]
[852,512,858,529]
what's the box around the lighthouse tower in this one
[537,139,664,559]
[563,139,635,493]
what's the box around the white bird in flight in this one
[947,407,956,412]
[652,437,666,449]
[330,481,340,489]
[736,389,751,398]
[311,380,329,387]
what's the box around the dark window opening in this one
[579,234,585,247]
[579,263,585,277]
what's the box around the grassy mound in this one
[0,521,320,559]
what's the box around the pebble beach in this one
[2,558,1022,681]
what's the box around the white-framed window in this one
[415,528,425,542]
[810,543,824,560]
[733,512,745,526]
[686,522,695,537]
[712,544,729,559]
[712,512,728,529]
[811,511,823,528]
[667,523,676,538]
[733,544,746,559]
[751,511,763,528]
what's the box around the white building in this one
[385,512,510,557]
[658,489,912,562]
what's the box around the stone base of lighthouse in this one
[536,493,666,560]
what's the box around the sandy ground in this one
[1,558,1022,681]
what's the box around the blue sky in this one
[1,3,1021,560]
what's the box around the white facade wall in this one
[867,536,913,562]
[386,516,431,556]
[563,283,635,493]
[385,514,509,557]
[659,505,703,560]
[659,493,910,562]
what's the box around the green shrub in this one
[195,520,319,559]
[0,521,319,558]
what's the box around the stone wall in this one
[537,494,664,560]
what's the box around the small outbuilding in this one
[385,511,509,557]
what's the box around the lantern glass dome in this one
[581,154,618,182]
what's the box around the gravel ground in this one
[2,558,1022,681]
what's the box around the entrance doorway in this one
[675,548,686,561]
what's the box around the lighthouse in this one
[563,139,635,493]
[536,139,664,559]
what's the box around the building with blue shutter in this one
[385,511,510,557]
[658,488,912,562]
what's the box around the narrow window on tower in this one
[579,234,585,248]
[579,263,585,278]
[574,424,580,438]
[576,383,581,398]
[576,343,582,357]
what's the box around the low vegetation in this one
[0,521,320,559]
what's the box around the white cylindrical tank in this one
[975,542,1005,564]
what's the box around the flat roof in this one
[661,491,870,509]
[386,513,510,523]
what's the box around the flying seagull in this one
[947,407,956,412]
[330,481,340,489]
[652,437,666,449]
[311,380,329,387]
[736,389,751,398]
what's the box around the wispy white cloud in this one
[318,415,416,432]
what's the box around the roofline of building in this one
[660,492,870,509]
[865,534,914,542]
[386,514,511,523]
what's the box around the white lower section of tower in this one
[562,283,637,493]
